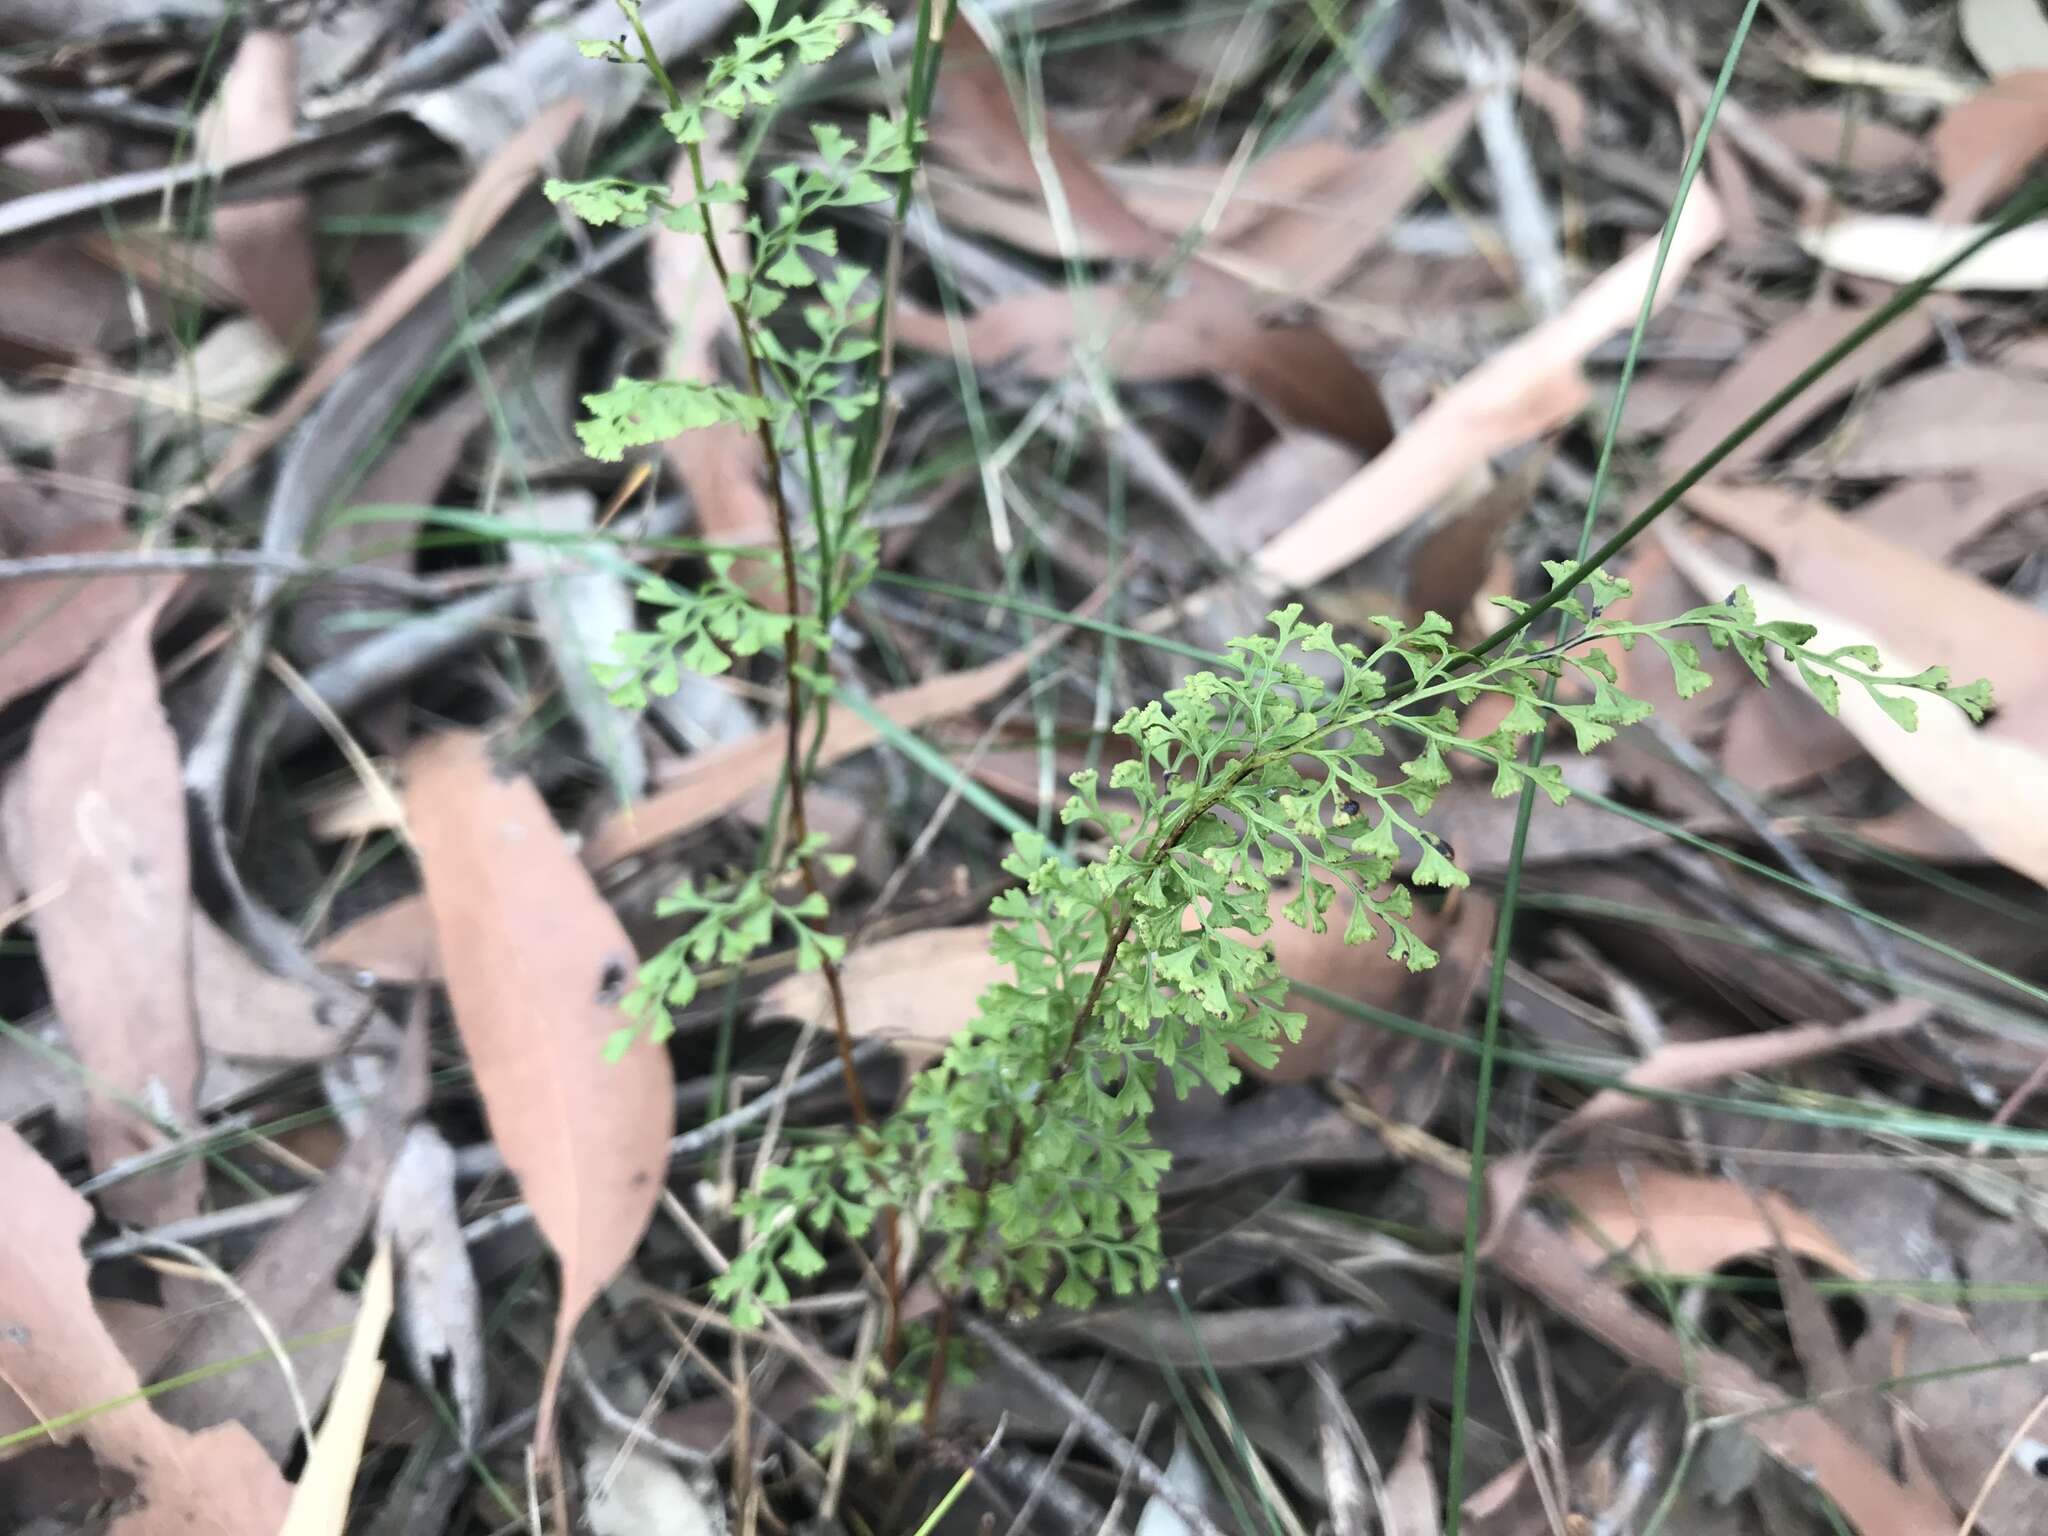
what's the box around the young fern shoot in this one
[544,0,1994,1420]
[709,577,1988,1334]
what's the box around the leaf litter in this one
[8,4,2048,1534]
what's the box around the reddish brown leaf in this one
[1550,1002,1928,1149]
[1762,107,1924,173]
[1541,1164,1867,1281]
[891,281,1388,449]
[8,591,197,1226]
[1851,471,2041,562]
[0,1124,291,1536]
[404,731,673,1466]
[204,30,319,352]
[1930,70,2048,219]
[760,923,996,1073]
[1211,96,1477,297]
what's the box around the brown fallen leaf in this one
[1828,365,2048,480]
[650,141,779,606]
[1541,1164,1866,1279]
[405,731,673,1468]
[194,911,389,1065]
[1656,301,1935,477]
[8,591,198,1227]
[1250,185,1723,592]
[1205,96,1478,297]
[759,923,996,1073]
[924,18,1389,453]
[202,30,318,352]
[0,1123,292,1536]
[891,281,1390,452]
[585,619,1078,868]
[1851,472,2042,562]
[323,609,1094,981]
[1931,71,2048,219]
[1762,107,1925,173]
[195,97,584,502]
[1662,525,2048,891]
[1567,1002,1924,1161]
[1386,1407,1441,1536]
[0,525,180,715]
[1426,1168,1957,1536]
[152,1010,426,1460]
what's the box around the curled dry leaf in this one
[0,1123,291,1536]
[1662,524,2048,891]
[1541,1164,1867,1280]
[202,29,319,352]
[1251,184,1723,592]
[8,590,198,1227]
[405,731,673,1467]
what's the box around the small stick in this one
[964,1319,1230,1536]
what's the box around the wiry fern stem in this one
[614,0,902,1347]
